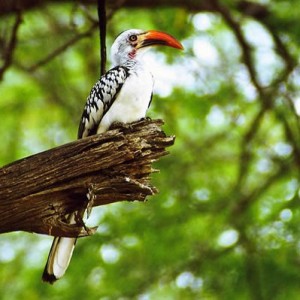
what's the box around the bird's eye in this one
[129,34,138,42]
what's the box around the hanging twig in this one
[97,0,107,75]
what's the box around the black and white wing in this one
[78,66,129,139]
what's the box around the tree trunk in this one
[0,119,174,238]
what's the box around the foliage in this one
[1,1,300,299]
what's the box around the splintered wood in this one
[0,119,174,238]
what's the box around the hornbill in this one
[42,29,183,283]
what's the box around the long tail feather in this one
[42,236,77,284]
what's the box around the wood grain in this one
[0,119,174,238]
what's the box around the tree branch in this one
[25,22,98,72]
[0,9,22,80]
[231,156,291,217]
[0,0,219,16]
[212,0,265,98]
[0,119,174,238]
[235,107,267,189]
[22,1,122,72]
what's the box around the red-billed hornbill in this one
[42,29,183,283]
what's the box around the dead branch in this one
[0,119,174,238]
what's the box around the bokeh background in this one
[1,1,300,299]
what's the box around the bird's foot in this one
[110,121,134,132]
[140,116,152,121]
[110,121,125,130]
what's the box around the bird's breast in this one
[97,68,154,133]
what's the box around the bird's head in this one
[111,29,183,66]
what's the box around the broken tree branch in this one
[0,119,174,238]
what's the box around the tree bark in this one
[0,119,174,238]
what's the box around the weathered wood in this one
[0,119,174,237]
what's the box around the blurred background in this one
[1,0,300,299]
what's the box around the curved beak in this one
[137,30,184,50]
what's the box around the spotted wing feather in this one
[78,66,129,139]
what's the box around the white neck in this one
[111,47,149,68]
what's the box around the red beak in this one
[138,30,184,50]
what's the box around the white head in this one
[110,29,183,67]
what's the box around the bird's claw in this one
[110,121,134,131]
[140,116,151,121]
